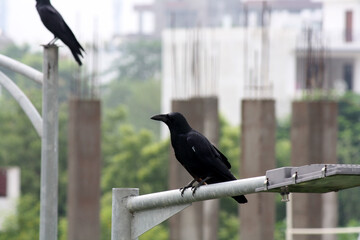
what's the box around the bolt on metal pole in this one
[112,188,139,240]
[39,45,59,240]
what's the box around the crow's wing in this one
[37,5,66,38]
[186,131,235,181]
[37,4,84,65]
[212,145,231,169]
[186,132,247,204]
[38,5,83,50]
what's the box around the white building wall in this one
[0,167,20,231]
[319,0,360,47]
[162,27,297,126]
[322,0,360,33]
[161,3,360,126]
[353,57,360,93]
[320,0,360,92]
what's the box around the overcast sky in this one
[5,0,153,44]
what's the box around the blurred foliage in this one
[113,40,161,81]
[218,211,239,240]
[274,219,286,240]
[102,39,162,137]
[101,107,169,194]
[275,118,291,222]
[102,79,161,137]
[100,104,170,239]
[218,116,241,237]
[337,93,360,226]
[337,219,360,240]
[0,194,40,240]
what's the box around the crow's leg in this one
[48,37,58,45]
[192,176,212,196]
[180,179,197,197]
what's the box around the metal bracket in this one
[264,178,269,190]
[321,165,327,178]
[132,203,191,239]
[280,186,290,202]
[292,172,298,184]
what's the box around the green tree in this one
[337,219,360,240]
[337,93,360,226]
[100,106,170,239]
[102,79,161,136]
[0,97,41,196]
[0,194,40,240]
[0,43,77,239]
[275,118,291,222]
[113,40,161,81]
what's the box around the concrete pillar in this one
[170,97,219,240]
[320,102,338,240]
[353,57,360,94]
[240,99,276,240]
[138,10,144,35]
[67,99,101,240]
[291,101,338,240]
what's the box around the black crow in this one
[36,0,85,66]
[151,112,247,204]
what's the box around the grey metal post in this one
[39,45,59,240]
[112,188,139,240]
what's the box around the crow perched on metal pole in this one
[151,112,247,204]
[36,0,85,66]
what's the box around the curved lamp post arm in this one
[0,71,42,137]
[0,54,43,84]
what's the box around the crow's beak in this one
[151,114,168,123]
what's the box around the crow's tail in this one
[232,195,248,204]
[71,49,83,66]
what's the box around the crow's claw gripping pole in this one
[191,176,212,196]
[180,179,197,197]
[47,37,58,46]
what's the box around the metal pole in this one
[111,188,139,240]
[286,194,293,240]
[39,45,59,240]
[111,176,265,240]
[127,176,266,212]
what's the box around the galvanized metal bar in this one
[0,54,43,84]
[286,193,293,240]
[127,176,266,212]
[290,227,360,235]
[0,71,42,137]
[112,188,139,240]
[39,45,59,240]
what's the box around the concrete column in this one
[170,97,219,240]
[67,99,101,240]
[240,99,276,240]
[138,10,144,35]
[353,57,360,94]
[291,101,338,240]
[320,102,338,240]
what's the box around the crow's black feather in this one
[151,112,247,204]
[36,0,85,65]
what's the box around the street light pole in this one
[39,45,59,240]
